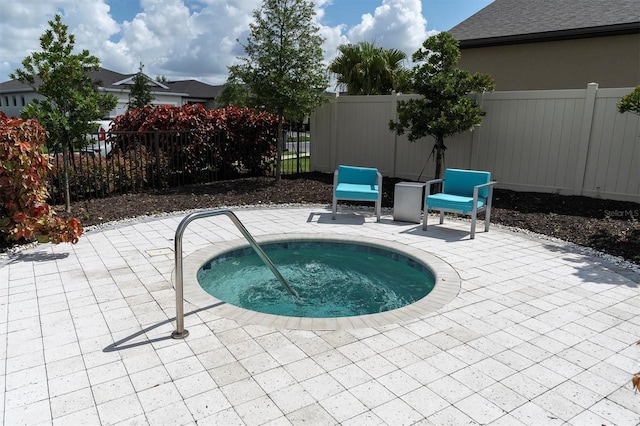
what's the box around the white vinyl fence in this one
[310,83,640,202]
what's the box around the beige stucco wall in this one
[457,34,640,90]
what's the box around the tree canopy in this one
[217,73,250,108]
[11,14,117,152]
[617,86,640,115]
[328,41,410,95]
[389,32,494,178]
[127,62,155,110]
[10,14,117,211]
[230,0,329,179]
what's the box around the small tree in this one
[128,62,155,110]
[231,0,329,180]
[11,14,117,211]
[617,86,640,115]
[389,32,494,179]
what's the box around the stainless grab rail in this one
[172,208,298,339]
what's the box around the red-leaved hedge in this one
[0,112,83,245]
[110,104,280,178]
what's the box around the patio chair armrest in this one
[474,181,497,190]
[425,178,444,193]
[473,181,497,201]
[425,178,444,186]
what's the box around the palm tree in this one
[329,42,408,95]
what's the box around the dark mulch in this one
[7,172,640,265]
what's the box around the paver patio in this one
[1,206,639,425]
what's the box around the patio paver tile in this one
[427,375,474,403]
[95,394,144,425]
[4,399,52,425]
[129,365,172,392]
[234,394,284,425]
[372,398,423,426]
[455,393,506,424]
[1,206,639,425]
[145,401,194,426]
[401,385,450,417]
[286,402,336,425]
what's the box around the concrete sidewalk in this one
[1,206,638,425]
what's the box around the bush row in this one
[110,104,280,178]
[46,104,282,202]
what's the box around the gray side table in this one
[393,182,426,223]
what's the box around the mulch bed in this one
[5,172,640,266]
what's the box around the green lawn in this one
[280,155,309,173]
[286,135,310,142]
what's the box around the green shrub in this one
[618,86,640,115]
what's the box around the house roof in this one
[0,67,223,100]
[0,79,34,92]
[166,80,223,99]
[449,0,640,47]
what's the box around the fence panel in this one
[310,97,334,173]
[310,85,639,202]
[47,128,308,204]
[582,88,640,198]
[473,89,588,193]
[333,95,396,175]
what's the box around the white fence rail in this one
[310,84,640,202]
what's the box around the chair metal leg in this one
[470,209,477,239]
[332,197,337,220]
[423,207,428,230]
[485,208,491,231]
[439,211,444,224]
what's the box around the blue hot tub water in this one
[197,241,435,318]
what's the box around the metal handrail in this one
[171,208,298,339]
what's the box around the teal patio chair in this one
[423,168,496,239]
[332,165,382,222]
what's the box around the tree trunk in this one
[62,146,72,213]
[434,135,445,180]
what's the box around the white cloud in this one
[347,0,436,56]
[0,0,436,86]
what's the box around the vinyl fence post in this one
[573,82,598,196]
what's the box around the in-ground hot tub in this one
[179,234,461,330]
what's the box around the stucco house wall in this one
[457,33,640,91]
[0,90,40,118]
[449,0,640,91]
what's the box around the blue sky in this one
[104,0,493,33]
[1,0,494,85]
[322,0,493,30]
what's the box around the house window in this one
[3,96,7,106]
[21,96,25,106]
[12,96,17,106]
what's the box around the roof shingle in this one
[449,0,640,43]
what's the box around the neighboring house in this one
[0,67,224,118]
[448,0,640,90]
[165,79,220,109]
